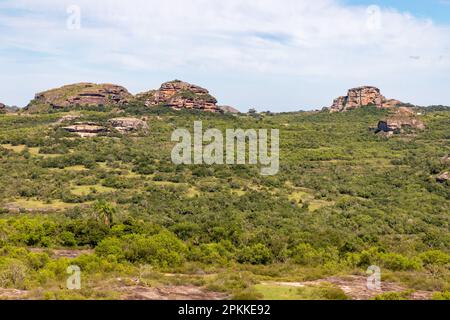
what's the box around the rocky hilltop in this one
[25,83,133,113]
[24,80,225,113]
[136,80,221,113]
[330,86,403,112]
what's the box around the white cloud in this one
[0,0,450,110]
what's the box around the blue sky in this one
[1,0,450,111]
[343,0,450,24]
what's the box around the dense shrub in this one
[289,244,339,267]
[237,244,273,265]
[419,250,450,267]
[96,231,187,267]
[189,241,234,265]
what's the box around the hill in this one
[0,102,448,300]
[24,83,133,113]
[23,80,232,114]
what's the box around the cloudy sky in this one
[1,0,450,111]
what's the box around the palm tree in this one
[93,200,116,227]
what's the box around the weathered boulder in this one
[330,86,403,112]
[136,80,221,112]
[219,105,240,114]
[26,83,133,113]
[376,107,425,134]
[377,118,425,132]
[436,172,450,183]
[62,122,107,138]
[108,117,149,134]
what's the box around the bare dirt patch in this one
[0,289,29,300]
[29,248,94,259]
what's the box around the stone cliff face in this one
[136,80,221,113]
[25,83,133,113]
[330,86,403,112]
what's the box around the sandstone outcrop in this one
[61,117,149,137]
[330,86,403,112]
[62,122,107,138]
[26,83,133,113]
[55,114,82,124]
[219,105,240,114]
[376,107,425,134]
[436,172,450,183]
[136,80,221,112]
[108,117,149,134]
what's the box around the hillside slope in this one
[0,105,448,300]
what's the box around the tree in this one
[93,200,116,227]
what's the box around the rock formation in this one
[330,86,403,112]
[61,117,149,137]
[436,172,450,183]
[55,114,82,124]
[0,103,19,113]
[108,117,149,134]
[376,107,425,134]
[219,105,240,114]
[136,80,221,112]
[26,83,133,113]
[62,122,107,138]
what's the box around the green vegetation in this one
[0,105,448,300]
[254,283,349,300]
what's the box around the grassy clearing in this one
[5,198,78,211]
[288,190,314,203]
[254,283,349,300]
[1,144,40,155]
[308,200,335,212]
[186,187,201,198]
[254,283,305,300]
[64,165,88,171]
[71,185,117,196]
